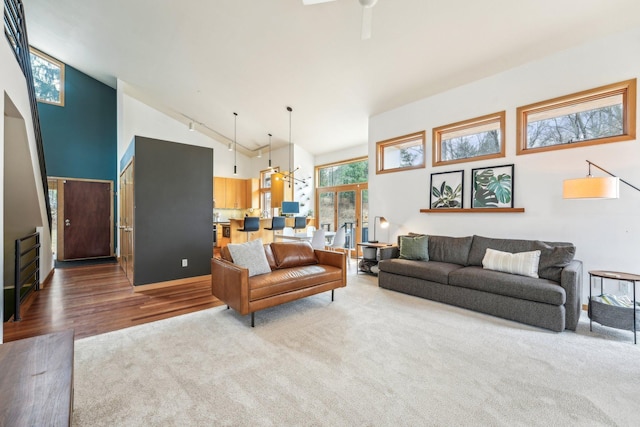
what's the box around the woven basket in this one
[588,298,640,331]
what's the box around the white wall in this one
[117,80,252,179]
[369,25,640,302]
[315,144,367,167]
[1,38,54,340]
[293,145,315,216]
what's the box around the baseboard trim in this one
[41,268,55,288]
[133,275,211,292]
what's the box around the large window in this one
[29,47,65,106]
[318,158,368,187]
[316,158,368,251]
[517,79,636,155]
[376,131,425,174]
[259,167,278,214]
[432,111,505,166]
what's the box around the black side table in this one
[356,242,398,275]
[588,270,640,344]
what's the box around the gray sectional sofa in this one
[378,235,582,332]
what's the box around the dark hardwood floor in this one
[3,261,222,342]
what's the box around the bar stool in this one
[264,216,285,240]
[293,216,307,232]
[238,217,260,241]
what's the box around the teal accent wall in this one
[37,64,116,183]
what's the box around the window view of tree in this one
[318,160,368,187]
[526,105,623,148]
[376,131,426,174]
[29,47,64,105]
[517,79,636,155]
[442,130,501,161]
[399,145,422,167]
[433,112,505,166]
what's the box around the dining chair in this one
[310,229,326,250]
[306,225,316,237]
[282,227,295,237]
[326,226,349,261]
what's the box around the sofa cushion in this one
[220,246,232,262]
[249,265,342,300]
[270,241,318,269]
[263,243,278,270]
[428,235,473,266]
[379,259,463,284]
[449,266,566,306]
[534,241,576,283]
[482,248,541,278]
[399,235,429,260]
[227,239,272,277]
[468,235,538,266]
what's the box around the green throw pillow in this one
[399,235,429,261]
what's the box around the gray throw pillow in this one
[534,241,576,282]
[399,235,429,261]
[227,239,272,277]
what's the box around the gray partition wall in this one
[133,136,213,286]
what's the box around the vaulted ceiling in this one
[22,0,640,156]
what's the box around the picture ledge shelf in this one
[420,208,525,213]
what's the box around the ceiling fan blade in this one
[361,6,373,39]
[302,0,336,5]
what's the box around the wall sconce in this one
[188,121,195,132]
[369,216,388,243]
[257,149,262,158]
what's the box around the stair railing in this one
[14,231,40,321]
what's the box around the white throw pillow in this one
[227,239,272,277]
[482,248,541,278]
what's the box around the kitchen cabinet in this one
[247,178,259,209]
[214,177,250,209]
[225,178,246,209]
[213,177,226,208]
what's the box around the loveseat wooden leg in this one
[331,289,334,301]
[251,312,255,327]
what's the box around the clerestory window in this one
[376,131,425,174]
[516,79,636,155]
[29,47,65,106]
[432,111,505,167]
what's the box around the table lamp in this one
[368,216,388,243]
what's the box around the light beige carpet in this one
[73,274,640,426]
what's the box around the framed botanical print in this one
[471,164,514,208]
[430,170,464,209]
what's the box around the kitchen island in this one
[227,217,313,245]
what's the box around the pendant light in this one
[287,106,293,188]
[233,112,238,175]
[268,133,272,169]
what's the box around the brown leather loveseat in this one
[212,241,346,326]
